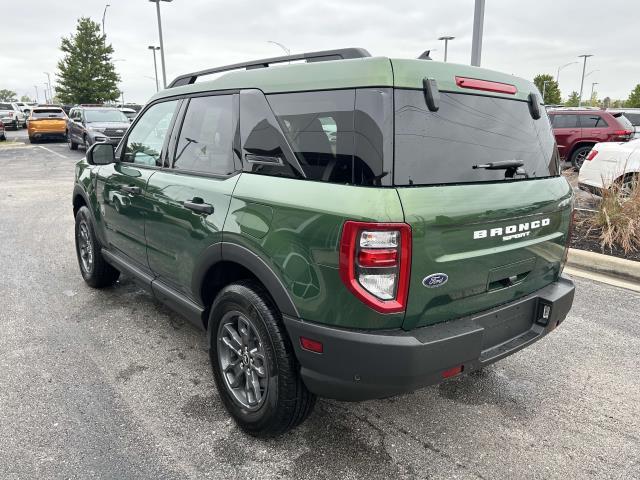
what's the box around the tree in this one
[565,91,580,107]
[0,89,17,101]
[588,91,599,107]
[627,84,640,108]
[533,74,561,105]
[20,95,33,103]
[611,99,626,108]
[56,17,120,104]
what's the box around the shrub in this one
[583,175,640,254]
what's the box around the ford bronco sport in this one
[72,48,576,437]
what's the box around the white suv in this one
[0,102,27,129]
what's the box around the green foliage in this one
[0,89,17,101]
[565,91,580,107]
[627,84,640,108]
[19,95,33,103]
[55,17,120,104]
[611,99,626,108]
[533,74,561,104]
[589,91,599,107]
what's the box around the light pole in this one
[556,61,578,85]
[43,83,50,103]
[438,36,454,62]
[584,69,600,79]
[470,0,485,66]
[43,72,52,103]
[542,80,551,104]
[577,54,593,107]
[149,0,172,89]
[34,85,39,103]
[589,82,599,105]
[267,41,290,56]
[148,46,161,92]
[102,4,110,35]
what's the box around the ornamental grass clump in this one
[584,175,640,254]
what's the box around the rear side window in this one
[550,114,579,128]
[394,90,559,186]
[173,95,236,175]
[579,115,608,128]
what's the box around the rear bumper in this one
[284,276,575,401]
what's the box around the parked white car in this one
[578,139,640,194]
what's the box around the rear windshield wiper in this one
[473,160,529,179]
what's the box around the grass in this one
[582,175,640,254]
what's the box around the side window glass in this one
[553,114,579,128]
[580,115,608,128]
[173,95,235,175]
[239,89,303,179]
[123,100,178,166]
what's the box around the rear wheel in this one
[571,145,593,170]
[209,281,316,437]
[74,206,120,288]
[83,135,90,150]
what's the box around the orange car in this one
[28,106,68,143]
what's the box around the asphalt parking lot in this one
[1,128,639,480]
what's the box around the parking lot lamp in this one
[102,4,110,35]
[43,72,52,103]
[149,0,172,89]
[542,80,550,104]
[148,46,161,92]
[556,61,578,85]
[577,54,593,107]
[33,85,39,103]
[590,82,599,105]
[438,36,454,62]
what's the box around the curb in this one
[567,248,640,284]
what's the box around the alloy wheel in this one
[217,310,269,411]
[77,221,94,273]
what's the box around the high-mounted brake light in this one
[455,76,517,95]
[586,150,598,161]
[339,221,411,313]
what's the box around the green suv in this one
[72,48,575,437]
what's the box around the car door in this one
[144,93,240,299]
[550,113,580,159]
[579,113,609,142]
[95,99,180,266]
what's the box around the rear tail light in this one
[442,365,464,379]
[455,76,517,95]
[8,112,14,118]
[339,221,411,313]
[613,130,633,141]
[586,149,598,161]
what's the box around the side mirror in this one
[87,142,115,165]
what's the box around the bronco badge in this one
[422,273,449,288]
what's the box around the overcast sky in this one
[2,0,638,104]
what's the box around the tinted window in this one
[240,89,303,179]
[394,90,559,186]
[0,103,12,110]
[550,114,579,128]
[31,109,65,118]
[173,95,235,175]
[123,100,177,166]
[267,89,392,185]
[579,115,608,128]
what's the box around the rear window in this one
[31,109,65,118]
[0,103,12,110]
[394,90,559,186]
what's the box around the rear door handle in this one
[122,185,141,195]
[184,199,214,215]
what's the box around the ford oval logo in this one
[422,273,449,288]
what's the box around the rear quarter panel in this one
[224,173,406,330]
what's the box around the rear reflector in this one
[442,365,464,379]
[300,337,323,353]
[586,149,598,161]
[358,248,398,268]
[455,76,517,95]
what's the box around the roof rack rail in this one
[168,47,371,88]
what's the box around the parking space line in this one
[37,146,69,159]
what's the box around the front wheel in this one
[74,206,120,288]
[209,281,316,437]
[571,145,592,170]
[68,132,78,150]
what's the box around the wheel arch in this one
[568,141,595,159]
[194,243,299,330]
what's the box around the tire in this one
[84,135,90,150]
[29,136,37,144]
[74,206,120,288]
[571,145,593,170]
[68,132,78,150]
[0,133,5,142]
[209,281,316,437]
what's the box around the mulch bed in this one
[570,210,640,262]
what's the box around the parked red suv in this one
[548,108,634,168]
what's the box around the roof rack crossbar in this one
[168,48,371,88]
